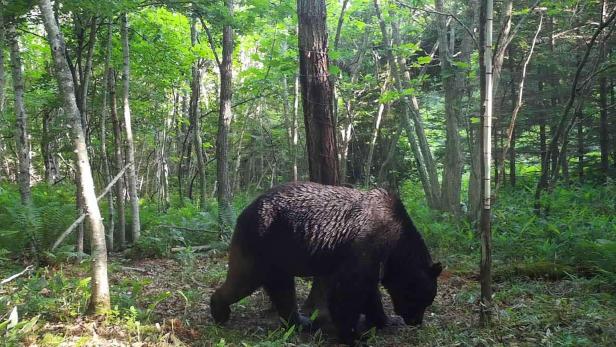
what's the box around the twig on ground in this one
[1,265,34,286]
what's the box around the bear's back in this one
[239,182,404,253]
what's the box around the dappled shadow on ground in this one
[26,253,615,346]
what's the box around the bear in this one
[210,181,441,345]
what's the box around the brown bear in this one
[210,182,441,345]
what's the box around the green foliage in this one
[401,179,616,286]
[0,184,75,257]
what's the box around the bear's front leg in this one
[362,287,388,330]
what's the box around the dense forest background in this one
[1,0,615,345]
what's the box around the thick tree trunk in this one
[8,23,31,206]
[216,0,235,233]
[189,18,207,208]
[121,14,140,243]
[39,0,110,313]
[297,0,340,316]
[298,0,340,186]
[109,69,126,248]
[101,21,114,251]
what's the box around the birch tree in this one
[39,0,110,313]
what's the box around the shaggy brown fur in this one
[210,182,441,345]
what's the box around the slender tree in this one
[39,0,110,313]
[8,22,31,206]
[101,21,115,251]
[109,68,126,248]
[215,0,235,232]
[479,0,494,325]
[189,16,207,208]
[121,13,141,242]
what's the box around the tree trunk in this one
[109,69,126,248]
[101,21,114,251]
[121,13,140,243]
[577,111,584,182]
[374,0,437,207]
[509,127,516,187]
[297,0,340,186]
[39,0,110,313]
[435,0,464,216]
[365,74,390,186]
[190,18,207,208]
[216,0,235,233]
[599,0,610,179]
[0,18,6,182]
[392,19,442,205]
[78,16,97,144]
[8,23,31,206]
[292,75,300,181]
[42,110,59,184]
[479,0,493,325]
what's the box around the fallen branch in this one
[120,266,148,273]
[171,245,212,252]
[1,265,34,286]
[51,163,131,251]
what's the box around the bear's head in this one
[382,231,442,326]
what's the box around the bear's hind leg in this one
[211,245,261,324]
[263,275,311,330]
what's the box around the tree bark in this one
[109,68,126,248]
[577,110,584,182]
[8,22,31,205]
[39,0,110,313]
[101,20,114,251]
[216,0,235,233]
[435,0,466,216]
[190,17,207,208]
[292,75,300,181]
[479,0,494,325]
[0,20,7,182]
[121,13,140,243]
[297,0,340,186]
[599,0,610,179]
[42,110,59,184]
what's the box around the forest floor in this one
[5,251,615,347]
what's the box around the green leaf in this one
[417,56,432,65]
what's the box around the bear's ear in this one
[430,262,443,277]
